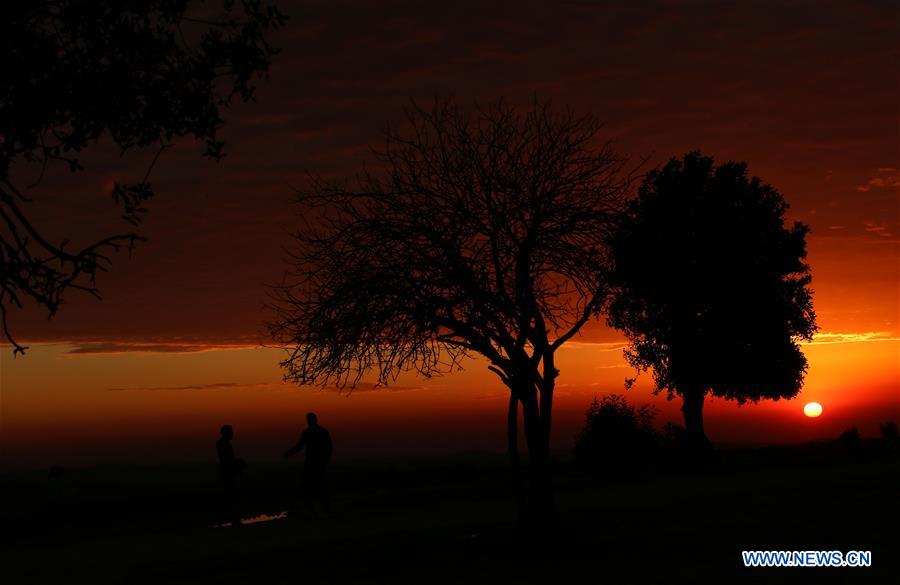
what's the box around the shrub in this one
[573,394,660,468]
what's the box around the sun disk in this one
[803,402,823,418]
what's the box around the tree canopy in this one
[0,0,285,353]
[606,151,817,444]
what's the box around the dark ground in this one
[1,442,897,584]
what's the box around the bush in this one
[573,394,660,468]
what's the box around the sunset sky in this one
[1,0,897,470]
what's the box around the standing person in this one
[284,412,333,517]
[216,424,246,527]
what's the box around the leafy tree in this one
[269,99,635,516]
[0,0,285,353]
[573,394,660,468]
[606,152,817,448]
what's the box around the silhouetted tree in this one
[0,0,285,353]
[269,99,635,517]
[573,394,660,469]
[606,152,817,448]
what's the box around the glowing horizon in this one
[2,327,897,471]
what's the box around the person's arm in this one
[283,431,306,458]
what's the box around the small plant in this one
[573,394,660,468]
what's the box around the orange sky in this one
[0,0,897,470]
[1,332,897,470]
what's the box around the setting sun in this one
[804,402,824,418]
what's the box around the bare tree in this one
[269,99,635,516]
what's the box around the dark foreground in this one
[1,444,897,584]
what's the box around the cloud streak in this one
[107,381,272,392]
[856,171,900,192]
[67,341,259,355]
[806,331,900,345]
[562,341,630,352]
[105,379,426,394]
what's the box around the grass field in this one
[1,444,897,584]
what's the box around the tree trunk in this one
[680,387,710,451]
[539,350,556,442]
[501,364,555,524]
[519,385,554,523]
[507,390,526,516]
[507,391,520,470]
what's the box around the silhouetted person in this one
[216,424,246,527]
[284,412,333,516]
